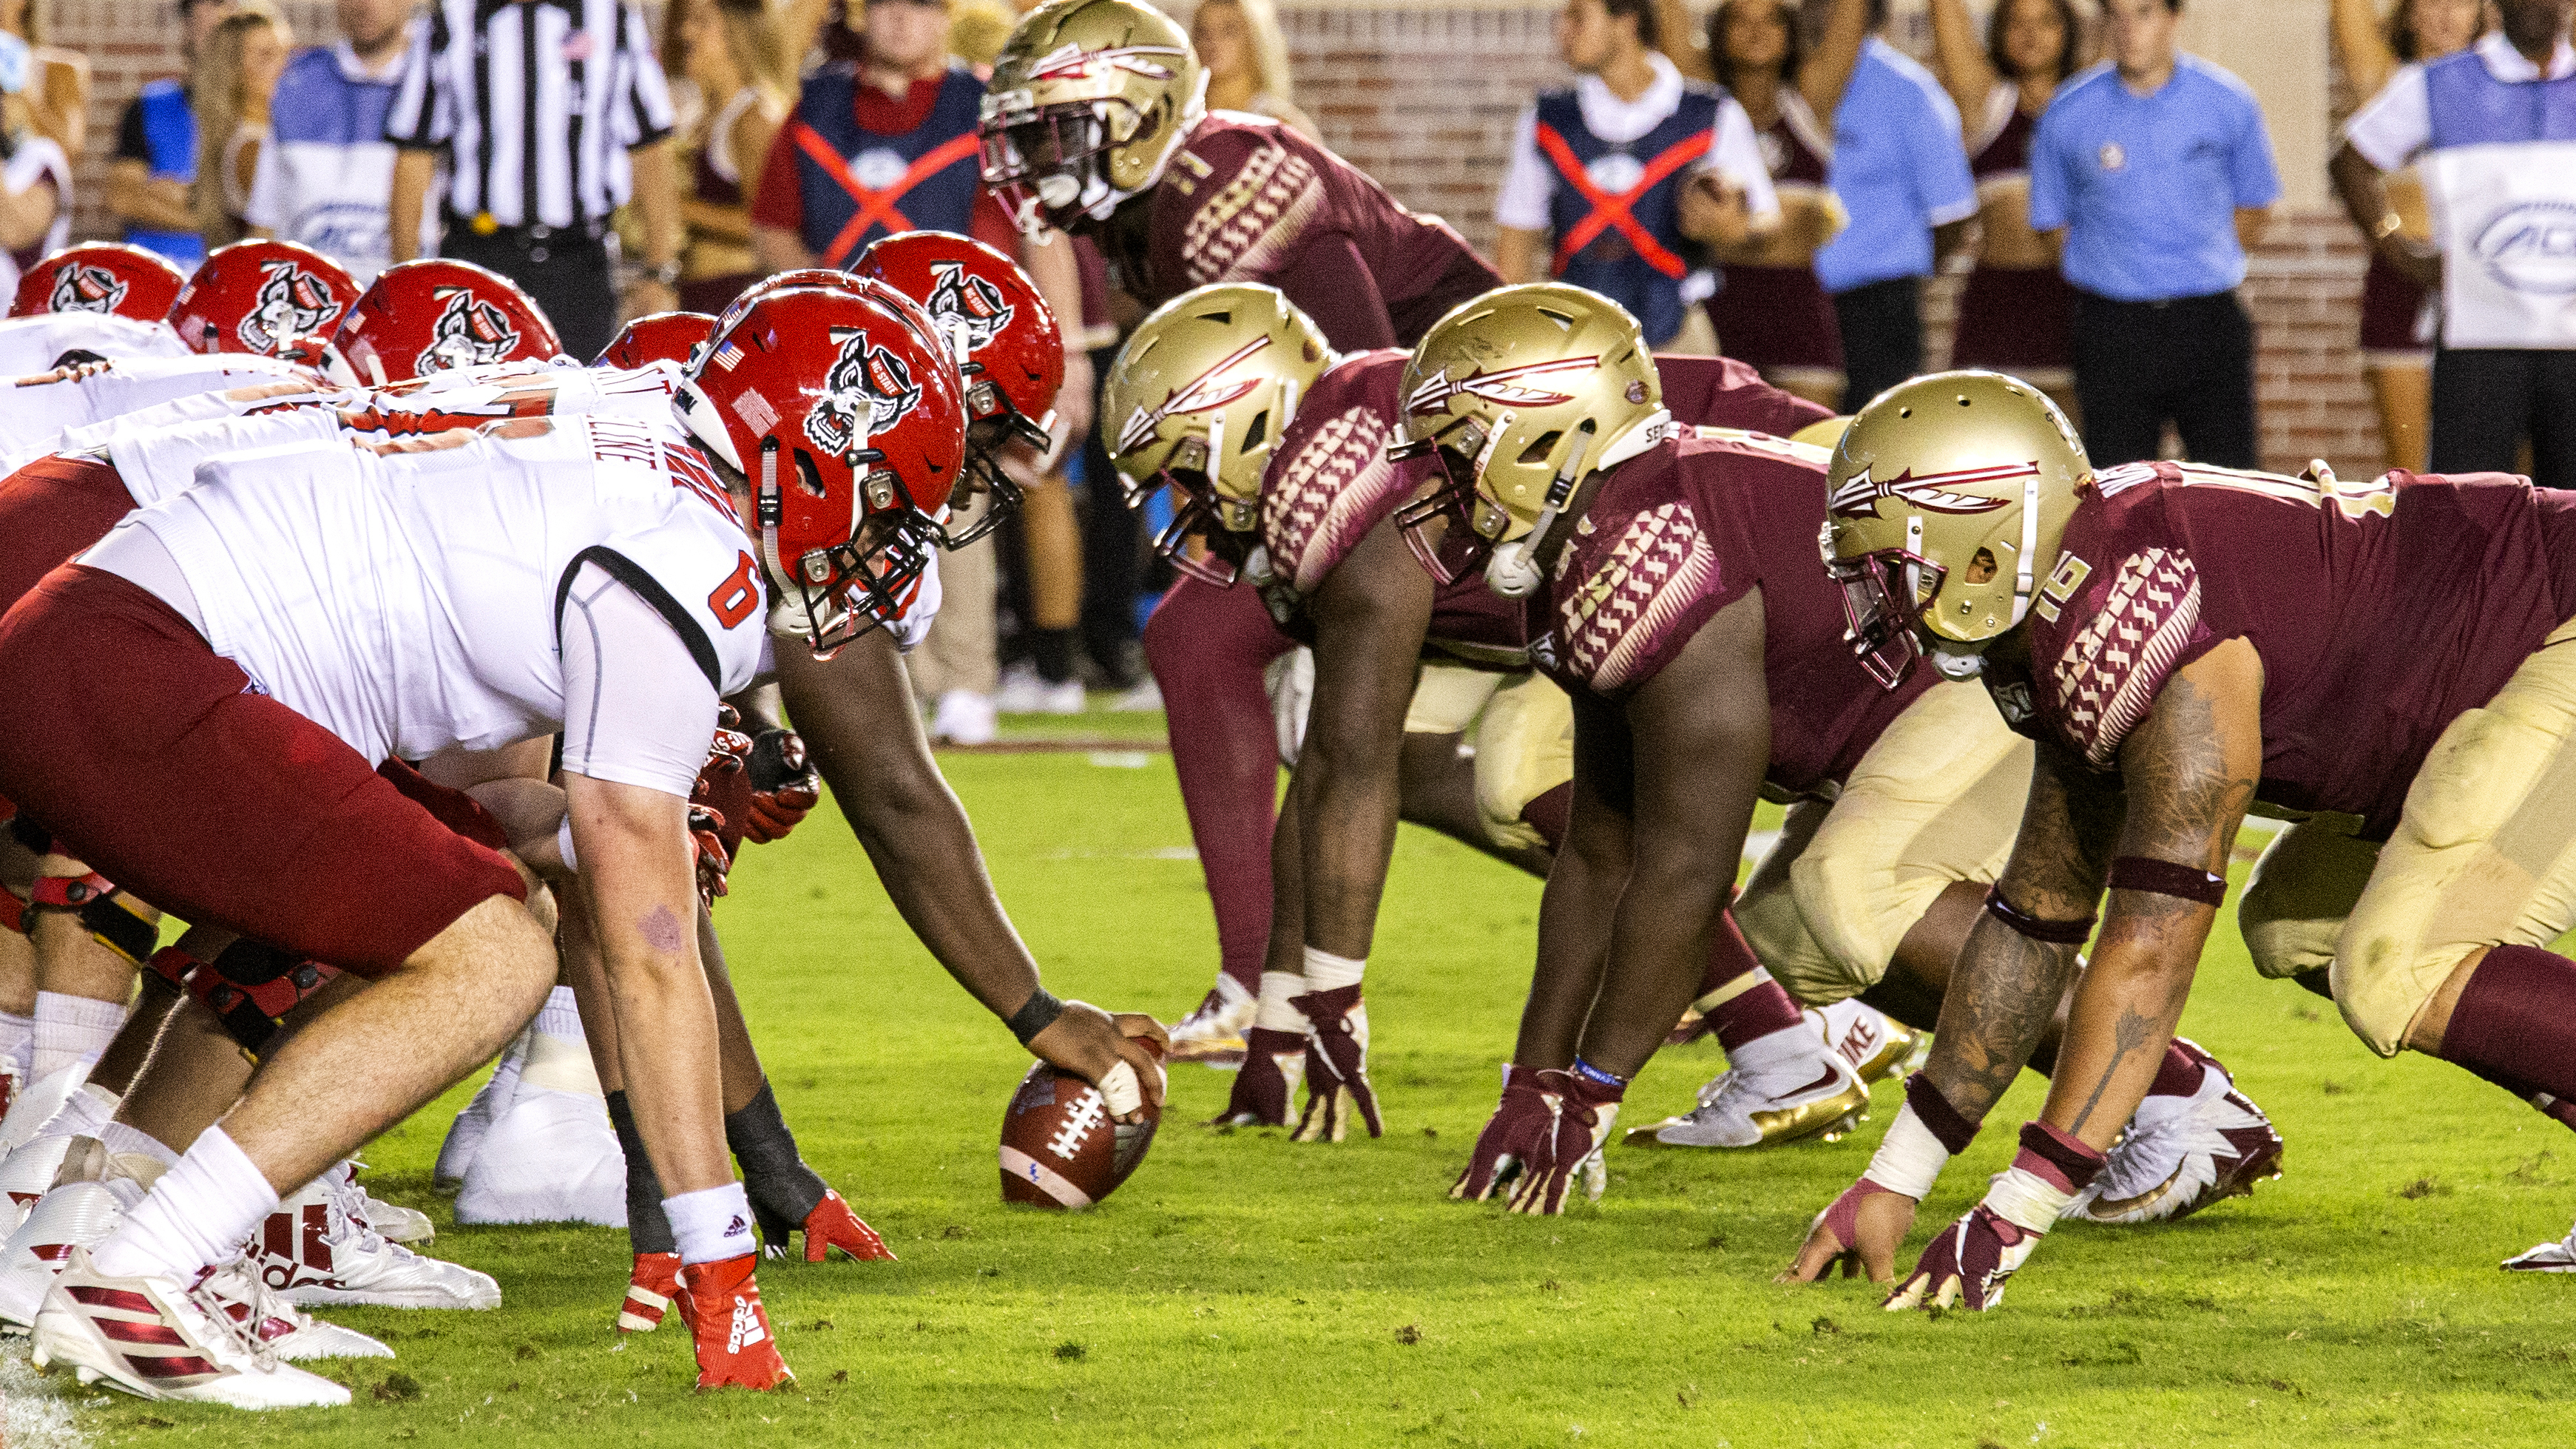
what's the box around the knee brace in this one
[28,871,159,967]
[148,942,342,1058]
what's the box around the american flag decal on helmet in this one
[1825,462,2032,520]
[1404,356,1598,418]
[1115,336,1271,456]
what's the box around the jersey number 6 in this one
[709,553,760,629]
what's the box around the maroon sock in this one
[2440,945,2576,1104]
[2145,1039,2205,1098]
[1519,783,1572,852]
[1700,912,1803,1050]
[1143,576,1296,994]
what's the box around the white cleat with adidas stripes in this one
[31,1247,351,1408]
[251,1168,498,1311]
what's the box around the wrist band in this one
[1862,1101,1952,1201]
[2013,1118,2106,1195]
[1005,987,1064,1047]
[2108,856,2228,908]
[1984,888,2095,945]
[1570,1057,1628,1090]
[1903,1070,1983,1155]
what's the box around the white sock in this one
[663,1181,755,1265]
[0,1011,32,1082]
[98,1119,179,1171]
[32,991,124,1081]
[1300,946,1365,993]
[47,1081,117,1141]
[1254,970,1308,1033]
[91,1125,277,1283]
[534,985,584,1044]
[1725,1016,1826,1084]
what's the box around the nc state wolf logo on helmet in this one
[1825,462,2030,521]
[50,263,126,315]
[237,262,345,355]
[803,326,924,460]
[416,287,524,374]
[924,262,1014,355]
[1404,356,1598,417]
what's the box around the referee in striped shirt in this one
[383,0,682,359]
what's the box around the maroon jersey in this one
[1994,462,2576,837]
[1261,353,1837,668]
[1538,432,1933,798]
[1137,115,1498,351]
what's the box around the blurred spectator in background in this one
[1656,0,1714,77]
[387,0,684,359]
[1,0,89,161]
[0,31,71,301]
[191,4,289,251]
[1194,0,1314,135]
[2032,0,2279,469]
[1930,0,2085,416]
[2327,0,2495,475]
[1495,0,1774,351]
[245,0,418,283]
[1813,0,1978,409]
[2336,0,2576,490]
[1700,0,1854,407]
[109,0,239,267]
[666,0,805,314]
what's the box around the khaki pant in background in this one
[903,494,999,701]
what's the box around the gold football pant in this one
[1399,662,1575,856]
[2239,615,2576,1055]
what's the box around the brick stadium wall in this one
[34,0,2387,475]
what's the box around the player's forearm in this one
[1296,749,1403,962]
[1919,912,2084,1124]
[1514,808,1626,1070]
[2038,904,2210,1150]
[389,151,433,263]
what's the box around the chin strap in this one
[755,436,802,640]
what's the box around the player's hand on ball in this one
[1779,1178,1916,1284]
[1882,1203,2041,1312]
[1504,1069,1621,1216]
[1029,1002,1168,1124]
[1450,1064,1554,1203]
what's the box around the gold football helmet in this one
[980,0,1206,234]
[1103,283,1331,586]
[1821,371,2089,688]
[1390,283,1669,597]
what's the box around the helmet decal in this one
[417,287,524,374]
[1113,334,1271,456]
[1027,41,1184,84]
[804,326,924,459]
[237,261,343,354]
[1826,462,2031,521]
[924,261,1014,354]
[1404,356,1598,418]
[51,264,126,315]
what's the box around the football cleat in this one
[31,1249,352,1408]
[0,1177,132,1329]
[0,1064,85,1155]
[0,1124,81,1233]
[251,1169,499,1310]
[433,1032,527,1188]
[200,1254,393,1360]
[618,1252,682,1333]
[775,1189,894,1264]
[1630,1030,1867,1149]
[1813,999,1928,1085]
[675,1254,793,1391]
[2061,1038,2282,1225]
[454,1084,627,1227]
[1166,976,1256,1067]
[2503,1222,2576,1273]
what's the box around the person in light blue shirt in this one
[2028,0,2281,468]
[1813,17,1980,408]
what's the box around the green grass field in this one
[25,718,2576,1447]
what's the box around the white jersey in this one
[0,314,189,376]
[340,360,684,436]
[104,408,348,507]
[0,354,320,465]
[124,414,765,791]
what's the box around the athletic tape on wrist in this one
[1902,1071,1982,1155]
[1983,888,2095,945]
[1005,987,1064,1047]
[1983,1162,2075,1236]
[2108,856,2228,908]
[1096,1059,1143,1117]
[1862,1102,1951,1202]
[1299,945,1365,993]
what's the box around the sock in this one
[1708,976,1807,1055]
[99,1119,179,1171]
[2438,945,2576,1103]
[1145,576,1295,996]
[1722,1009,1826,1083]
[605,1090,675,1254]
[1301,947,1365,994]
[2146,1040,2206,1098]
[663,1181,756,1266]
[47,1081,116,1141]
[1254,970,1308,1033]
[0,1010,31,1082]
[92,1125,277,1283]
[533,985,583,1044]
[1032,627,1077,684]
[726,1080,828,1232]
[32,991,125,1081]
[1518,783,1572,852]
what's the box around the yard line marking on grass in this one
[0,1335,92,1449]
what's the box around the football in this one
[998,1044,1163,1210]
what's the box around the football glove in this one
[1882,1203,2041,1312]
[1290,984,1382,1142]
[1209,1026,1306,1128]
[1505,1068,1621,1216]
[689,805,731,905]
[743,729,819,845]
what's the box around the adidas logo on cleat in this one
[726,1296,765,1353]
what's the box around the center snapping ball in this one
[998,1045,1163,1209]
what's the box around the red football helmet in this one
[853,231,1064,547]
[597,311,718,370]
[709,268,858,337]
[10,243,186,321]
[331,258,563,385]
[677,286,969,656]
[166,240,359,357]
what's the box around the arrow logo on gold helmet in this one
[1115,334,1271,456]
[1827,462,2033,520]
[1404,355,1598,418]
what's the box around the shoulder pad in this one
[2044,545,2204,769]
[1555,500,1720,695]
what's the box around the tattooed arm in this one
[2039,638,2263,1150]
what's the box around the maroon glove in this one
[1505,1068,1623,1216]
[1208,1026,1305,1128]
[743,729,819,845]
[1883,1203,2043,1312]
[1450,1064,1551,1202]
[1290,984,1382,1142]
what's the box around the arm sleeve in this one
[748,123,804,233]
[1271,233,1396,351]
[382,11,450,149]
[1492,106,1555,233]
[2025,104,2069,232]
[1708,98,1779,221]
[2344,66,2432,171]
[113,97,150,164]
[1912,89,1981,226]
[612,1,677,150]
[558,561,723,798]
